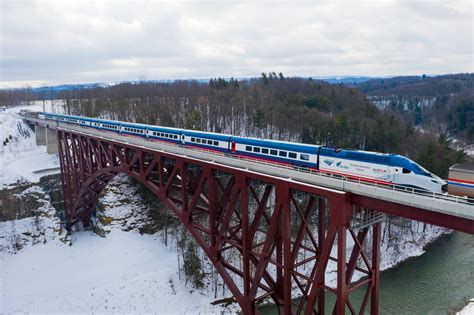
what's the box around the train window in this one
[246,146,252,151]
[174,135,178,139]
[191,137,195,142]
[253,147,260,153]
[300,154,309,161]
[207,140,213,144]
[213,141,218,146]
[402,168,411,174]
[262,148,269,154]
[279,151,287,157]
[289,152,297,159]
[197,139,201,143]
[270,149,277,155]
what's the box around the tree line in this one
[2,73,471,177]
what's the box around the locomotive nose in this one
[441,184,448,193]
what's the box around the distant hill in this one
[315,76,378,84]
[352,73,474,144]
[351,73,473,96]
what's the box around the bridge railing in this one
[233,155,473,206]
[132,133,474,207]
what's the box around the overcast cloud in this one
[0,0,472,88]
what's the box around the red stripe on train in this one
[448,178,474,185]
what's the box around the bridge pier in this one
[46,128,58,154]
[34,125,59,154]
[35,125,46,146]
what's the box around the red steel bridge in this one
[24,115,474,315]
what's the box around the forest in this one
[354,73,474,143]
[1,73,472,178]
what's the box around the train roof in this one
[232,136,319,154]
[450,164,474,174]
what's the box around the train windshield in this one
[413,164,433,177]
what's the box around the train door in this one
[231,141,236,153]
[181,134,185,145]
[391,168,400,183]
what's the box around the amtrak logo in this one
[323,159,334,166]
[335,161,349,169]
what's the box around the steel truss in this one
[58,129,382,314]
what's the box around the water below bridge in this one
[259,232,474,314]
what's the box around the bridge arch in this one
[57,129,382,315]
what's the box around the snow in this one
[1,230,230,314]
[0,103,60,189]
[458,299,474,315]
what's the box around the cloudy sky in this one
[0,0,472,88]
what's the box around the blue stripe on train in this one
[448,181,474,188]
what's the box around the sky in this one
[0,0,472,88]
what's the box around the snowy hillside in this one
[0,105,59,188]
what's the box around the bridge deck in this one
[26,116,474,223]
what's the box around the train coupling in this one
[441,184,448,193]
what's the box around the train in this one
[448,164,474,198]
[28,111,448,193]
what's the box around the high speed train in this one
[32,112,447,193]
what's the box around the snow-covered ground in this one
[1,230,231,314]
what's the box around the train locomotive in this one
[448,164,474,198]
[34,112,448,193]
